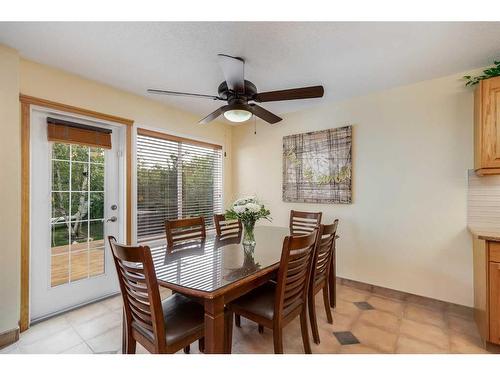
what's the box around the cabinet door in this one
[489,262,500,344]
[479,77,500,169]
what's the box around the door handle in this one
[106,216,117,223]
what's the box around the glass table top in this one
[147,226,290,293]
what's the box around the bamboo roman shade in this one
[47,117,112,149]
[136,128,223,241]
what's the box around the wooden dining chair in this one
[289,210,322,235]
[214,214,242,238]
[307,220,338,344]
[165,217,206,249]
[226,231,318,354]
[108,236,205,354]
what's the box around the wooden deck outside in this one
[51,240,105,286]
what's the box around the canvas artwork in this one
[282,125,352,204]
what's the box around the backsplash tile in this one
[467,169,500,229]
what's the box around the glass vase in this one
[242,219,256,247]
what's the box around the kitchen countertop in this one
[468,226,500,242]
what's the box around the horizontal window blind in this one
[47,117,112,149]
[137,129,223,241]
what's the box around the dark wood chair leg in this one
[121,312,127,354]
[300,310,312,354]
[329,253,336,308]
[273,326,283,354]
[323,286,333,324]
[224,310,233,354]
[235,314,241,327]
[183,345,190,354]
[124,327,136,354]
[198,338,205,353]
[258,324,264,334]
[308,290,320,344]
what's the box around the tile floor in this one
[0,282,491,354]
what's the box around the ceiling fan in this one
[147,54,324,125]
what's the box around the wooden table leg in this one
[204,296,225,354]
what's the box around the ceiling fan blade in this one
[253,85,324,103]
[249,104,282,124]
[147,89,222,100]
[198,106,226,125]
[217,54,245,94]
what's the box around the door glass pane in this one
[50,143,106,287]
[71,162,89,191]
[90,193,104,220]
[71,144,89,162]
[52,192,69,223]
[52,143,70,160]
[52,161,70,191]
[90,164,104,191]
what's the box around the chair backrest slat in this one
[289,210,322,236]
[311,220,338,285]
[165,217,206,248]
[214,214,242,238]
[274,231,317,318]
[108,236,166,349]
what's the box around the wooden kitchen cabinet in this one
[490,261,500,343]
[474,76,500,175]
[473,234,500,350]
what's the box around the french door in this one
[30,108,124,322]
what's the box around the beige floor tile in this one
[396,335,447,354]
[102,295,123,311]
[448,315,480,339]
[311,335,341,354]
[351,321,398,353]
[450,332,489,354]
[358,309,400,333]
[339,344,382,354]
[334,298,362,317]
[19,315,71,345]
[135,344,150,354]
[399,318,449,350]
[337,286,370,303]
[0,343,20,354]
[71,311,122,341]
[366,295,404,317]
[231,323,275,354]
[18,327,82,354]
[330,312,357,331]
[86,326,122,353]
[64,301,110,325]
[404,303,446,328]
[61,342,93,354]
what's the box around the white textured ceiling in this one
[1,22,500,121]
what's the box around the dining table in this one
[147,224,338,354]
[148,225,290,353]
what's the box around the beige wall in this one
[0,49,233,333]
[0,45,20,334]
[232,72,475,306]
[20,59,233,209]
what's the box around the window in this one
[50,143,105,286]
[136,129,223,241]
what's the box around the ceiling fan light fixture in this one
[223,109,252,123]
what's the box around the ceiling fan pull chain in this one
[254,115,257,135]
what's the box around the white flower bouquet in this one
[225,196,271,245]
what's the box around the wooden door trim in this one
[19,95,134,332]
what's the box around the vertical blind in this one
[136,129,223,241]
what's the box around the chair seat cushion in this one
[229,282,276,321]
[132,293,204,345]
